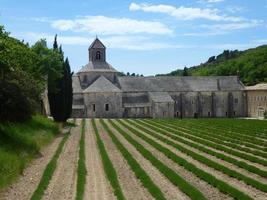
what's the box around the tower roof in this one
[89,38,106,49]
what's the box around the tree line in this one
[0,26,72,122]
[157,45,267,86]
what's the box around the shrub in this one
[0,78,32,122]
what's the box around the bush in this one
[0,78,32,122]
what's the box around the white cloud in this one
[254,39,267,44]
[50,15,172,35]
[184,20,262,36]
[201,20,262,31]
[226,6,245,13]
[20,32,91,45]
[129,2,242,22]
[16,32,189,50]
[205,0,224,2]
[198,0,225,3]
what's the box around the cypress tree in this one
[183,66,189,76]
[48,35,68,122]
[64,57,73,121]
[53,34,58,50]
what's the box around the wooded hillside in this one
[158,45,267,86]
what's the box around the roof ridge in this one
[83,75,121,93]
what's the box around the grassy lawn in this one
[0,115,59,189]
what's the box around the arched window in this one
[96,51,101,60]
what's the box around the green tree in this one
[48,35,72,122]
[183,67,188,76]
[0,26,46,121]
[64,57,73,121]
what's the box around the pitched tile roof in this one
[83,75,121,93]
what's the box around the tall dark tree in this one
[53,34,58,50]
[64,57,73,121]
[48,35,65,122]
[48,35,72,122]
[183,67,188,76]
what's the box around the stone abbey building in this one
[72,38,248,118]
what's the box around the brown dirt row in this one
[95,119,154,200]
[146,120,267,171]
[173,122,267,149]
[136,120,267,184]
[42,119,81,200]
[0,127,69,200]
[170,122,267,159]
[105,119,207,200]
[120,119,267,200]
[113,119,232,200]
[84,119,116,200]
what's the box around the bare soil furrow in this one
[0,131,65,200]
[42,120,81,200]
[95,119,154,200]
[84,119,116,200]
[148,120,267,171]
[107,119,191,200]
[115,120,232,200]
[123,120,267,200]
[137,120,267,183]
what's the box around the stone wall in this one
[170,91,246,118]
[246,90,267,118]
[84,92,122,118]
[151,102,174,118]
[73,93,84,105]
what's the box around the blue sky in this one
[0,0,267,75]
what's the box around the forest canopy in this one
[0,26,72,122]
[157,45,267,86]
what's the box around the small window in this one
[208,112,211,117]
[96,51,101,60]
[233,111,236,116]
[234,98,238,104]
[226,112,228,116]
[93,104,96,112]
[105,104,109,111]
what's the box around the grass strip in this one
[151,119,267,167]
[195,119,267,139]
[0,115,59,189]
[138,119,267,178]
[162,120,267,158]
[91,119,125,200]
[100,119,166,200]
[130,119,267,193]
[188,120,267,143]
[31,128,70,200]
[108,119,207,200]
[75,119,87,200]
[171,120,267,152]
[117,119,253,200]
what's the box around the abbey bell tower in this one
[88,37,106,62]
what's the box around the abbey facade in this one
[72,38,248,118]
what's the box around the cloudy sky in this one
[1,0,267,75]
